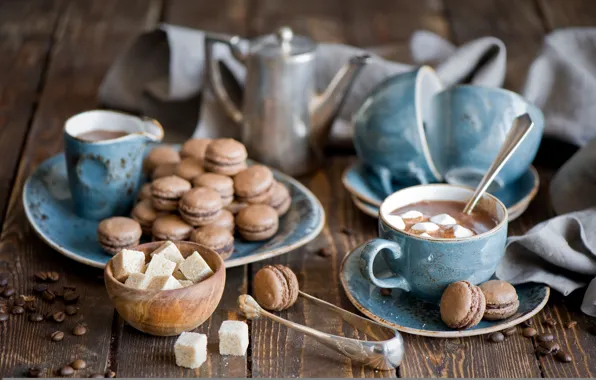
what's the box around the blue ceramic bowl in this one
[353,66,444,196]
[425,85,544,191]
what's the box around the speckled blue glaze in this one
[358,184,508,302]
[23,154,324,269]
[425,85,544,190]
[353,67,444,195]
[341,247,549,337]
[64,110,164,220]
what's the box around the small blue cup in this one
[356,184,508,302]
[64,110,164,220]
[425,85,544,191]
[353,66,444,197]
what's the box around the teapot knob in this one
[276,26,294,43]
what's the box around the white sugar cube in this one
[430,213,457,226]
[111,249,146,282]
[146,275,183,290]
[145,254,176,278]
[179,251,213,283]
[179,280,194,287]
[400,210,423,219]
[419,233,432,238]
[151,241,185,265]
[452,225,475,238]
[411,222,440,233]
[124,273,149,289]
[175,332,207,369]
[219,320,249,356]
[386,215,405,230]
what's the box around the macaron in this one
[151,175,192,211]
[203,138,247,175]
[152,163,178,179]
[253,264,299,311]
[209,209,235,232]
[180,138,211,161]
[268,181,291,216]
[479,280,520,320]
[236,204,279,241]
[193,173,234,206]
[144,146,180,173]
[131,199,162,235]
[190,225,235,260]
[440,281,486,329]
[178,187,223,226]
[175,158,204,181]
[97,217,142,255]
[137,183,152,202]
[233,165,274,204]
[226,200,248,215]
[152,214,193,241]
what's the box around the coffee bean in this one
[544,317,557,327]
[71,359,86,370]
[65,305,79,316]
[537,333,554,342]
[44,310,54,320]
[34,272,48,281]
[33,283,48,293]
[0,312,8,322]
[25,302,37,313]
[317,247,331,257]
[538,341,560,355]
[59,365,74,376]
[3,287,15,298]
[73,324,87,336]
[0,273,9,287]
[14,295,25,307]
[52,311,66,323]
[50,331,64,342]
[27,367,43,378]
[105,370,116,378]
[63,285,76,292]
[522,319,534,327]
[63,291,79,303]
[555,350,572,363]
[522,327,537,337]
[503,327,517,336]
[11,305,24,315]
[341,227,353,236]
[565,320,577,329]
[29,313,43,322]
[488,332,505,343]
[42,290,56,302]
[89,374,105,378]
[380,288,392,297]
[47,272,60,282]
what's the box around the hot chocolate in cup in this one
[355,184,508,302]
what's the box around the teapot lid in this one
[251,26,316,59]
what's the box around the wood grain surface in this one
[1,0,596,378]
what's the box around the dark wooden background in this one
[1,0,595,377]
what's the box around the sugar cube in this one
[179,280,194,287]
[124,273,150,289]
[145,254,177,278]
[111,249,146,282]
[175,332,207,369]
[179,251,213,283]
[151,241,185,267]
[218,320,249,356]
[146,276,183,290]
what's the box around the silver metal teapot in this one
[205,27,370,176]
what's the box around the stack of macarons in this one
[97,138,292,261]
[439,279,519,330]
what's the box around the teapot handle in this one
[205,33,245,124]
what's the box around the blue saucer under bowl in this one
[340,246,549,338]
[23,154,325,269]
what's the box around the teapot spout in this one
[310,54,371,143]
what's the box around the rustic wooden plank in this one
[0,0,162,377]
[166,0,249,35]
[537,0,596,30]
[444,0,546,90]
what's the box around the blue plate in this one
[23,154,325,269]
[342,161,539,221]
[340,246,549,338]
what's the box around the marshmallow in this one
[411,222,440,233]
[386,215,406,230]
[400,210,423,219]
[430,213,457,226]
[452,225,475,238]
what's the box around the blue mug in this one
[425,85,544,191]
[64,110,164,220]
[353,66,444,197]
[357,184,508,302]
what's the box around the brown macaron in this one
[137,183,152,202]
[178,187,223,226]
[236,204,279,241]
[226,200,248,215]
[209,209,235,232]
[479,280,520,320]
[152,214,193,241]
[180,138,211,161]
[253,265,299,311]
[175,158,204,181]
[152,163,178,179]
[144,146,180,173]
[151,175,192,211]
[234,165,274,204]
[440,281,486,330]
[190,225,235,260]
[97,217,142,255]
[131,199,163,235]
[268,181,291,216]
[193,173,234,206]
[203,138,247,176]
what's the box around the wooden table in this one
[1,0,595,377]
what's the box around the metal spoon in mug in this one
[463,113,534,215]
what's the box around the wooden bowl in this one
[104,241,226,336]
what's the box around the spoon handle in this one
[463,113,534,215]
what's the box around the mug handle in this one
[358,239,411,291]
